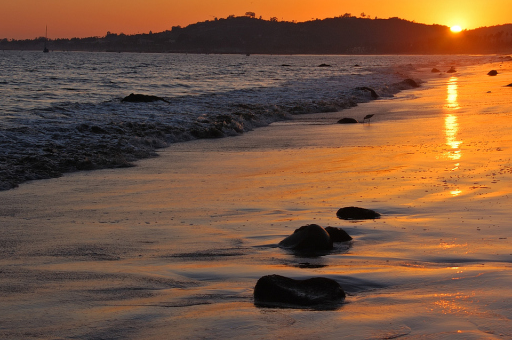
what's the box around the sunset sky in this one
[1,0,511,39]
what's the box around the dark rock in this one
[337,117,359,124]
[281,64,291,67]
[336,206,381,220]
[488,70,498,76]
[254,274,345,308]
[400,78,420,88]
[392,79,420,90]
[279,224,333,252]
[447,66,457,73]
[507,83,512,87]
[431,68,441,73]
[121,93,169,103]
[76,123,90,132]
[325,227,353,242]
[318,63,332,67]
[355,87,379,98]
[90,126,107,134]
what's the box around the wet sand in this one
[1,61,512,339]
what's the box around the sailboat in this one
[43,25,49,53]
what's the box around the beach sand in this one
[1,61,512,339]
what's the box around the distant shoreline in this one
[3,16,512,54]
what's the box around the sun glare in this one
[450,25,463,33]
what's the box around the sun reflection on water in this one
[450,189,462,196]
[444,77,463,197]
[433,292,473,315]
[444,77,462,161]
[445,77,460,110]
[445,115,462,152]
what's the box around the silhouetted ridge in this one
[3,16,512,54]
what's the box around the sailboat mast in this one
[43,25,49,52]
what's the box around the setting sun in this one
[450,25,463,33]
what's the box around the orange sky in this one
[1,0,511,39]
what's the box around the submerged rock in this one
[279,224,333,253]
[337,117,359,124]
[487,70,498,76]
[400,78,420,88]
[355,86,379,98]
[318,63,332,67]
[325,226,353,242]
[336,206,381,220]
[447,66,457,73]
[254,274,345,308]
[121,93,169,103]
[431,68,441,73]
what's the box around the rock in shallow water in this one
[400,78,420,88]
[278,224,333,253]
[121,93,169,103]
[355,86,379,98]
[254,274,345,308]
[325,226,353,242]
[336,206,381,220]
[337,117,359,124]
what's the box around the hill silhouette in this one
[2,16,512,54]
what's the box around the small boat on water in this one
[43,25,49,53]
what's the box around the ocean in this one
[1,52,512,338]
[1,52,502,118]
[0,51,502,190]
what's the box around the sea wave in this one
[0,53,503,190]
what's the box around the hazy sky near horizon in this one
[1,0,510,39]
